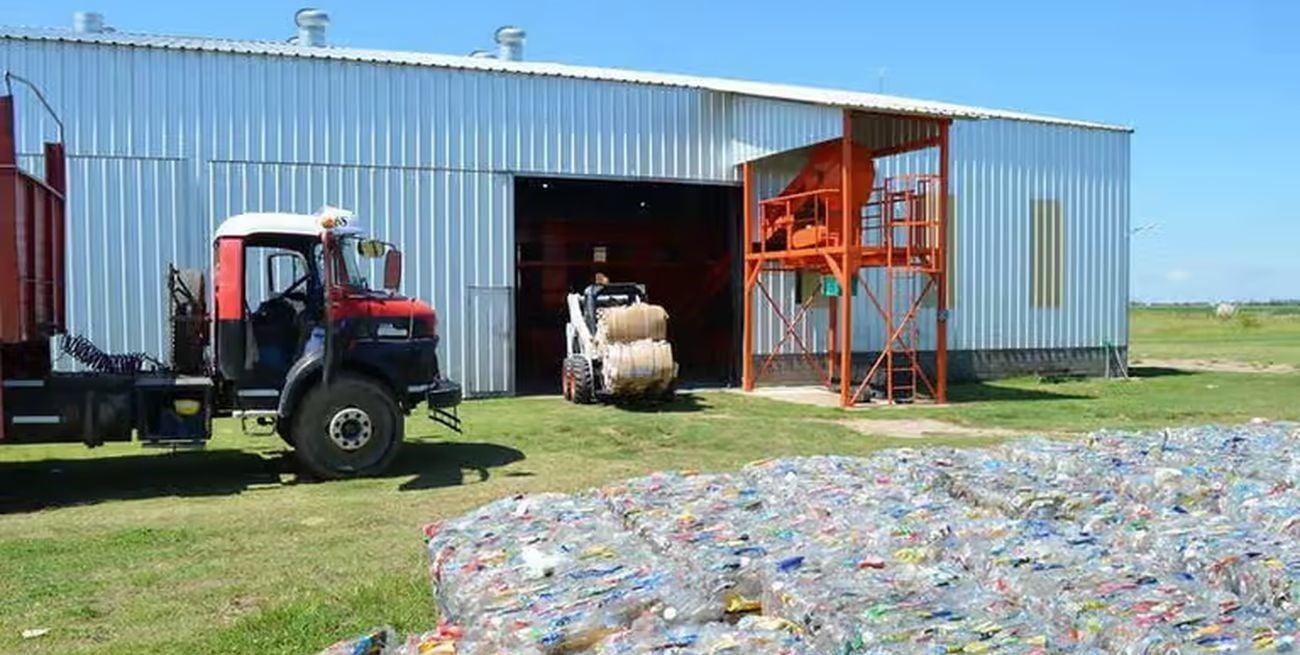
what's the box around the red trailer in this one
[0,74,67,439]
[0,76,462,478]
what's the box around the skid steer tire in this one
[291,374,403,479]
[570,356,596,405]
[659,380,678,403]
[561,357,575,401]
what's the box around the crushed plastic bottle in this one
[425,493,719,655]
[317,422,1300,654]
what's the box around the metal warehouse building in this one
[0,18,1130,398]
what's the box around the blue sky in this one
[3,0,1298,301]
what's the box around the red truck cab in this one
[209,208,461,477]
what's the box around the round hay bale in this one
[597,303,669,344]
[602,339,676,394]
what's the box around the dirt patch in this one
[739,386,872,408]
[839,417,1021,440]
[1133,358,1295,374]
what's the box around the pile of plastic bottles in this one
[318,422,1300,654]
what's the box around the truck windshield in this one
[337,235,369,290]
[317,235,372,292]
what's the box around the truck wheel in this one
[291,375,403,479]
[561,357,574,401]
[570,356,595,405]
[276,424,295,448]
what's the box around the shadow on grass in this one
[0,441,525,512]
[945,382,1091,403]
[0,448,283,513]
[612,391,708,413]
[396,441,525,491]
[1129,366,1195,379]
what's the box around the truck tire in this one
[570,356,596,405]
[291,374,403,479]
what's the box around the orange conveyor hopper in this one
[759,140,874,257]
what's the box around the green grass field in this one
[2,306,1298,654]
[1130,303,1300,367]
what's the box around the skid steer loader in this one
[561,283,678,403]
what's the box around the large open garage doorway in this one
[515,177,740,393]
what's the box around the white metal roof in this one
[0,26,1130,133]
[213,211,364,239]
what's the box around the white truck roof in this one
[213,209,363,240]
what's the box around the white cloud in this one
[1164,268,1192,282]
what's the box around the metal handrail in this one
[758,187,841,205]
[4,71,64,143]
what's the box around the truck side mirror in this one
[383,249,402,293]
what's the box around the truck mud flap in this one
[426,380,463,434]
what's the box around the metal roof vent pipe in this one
[468,49,496,59]
[73,11,107,34]
[495,26,525,61]
[294,8,330,47]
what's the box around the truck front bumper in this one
[425,379,463,409]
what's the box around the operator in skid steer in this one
[561,281,678,404]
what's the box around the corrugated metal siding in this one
[18,152,189,369]
[748,118,1129,355]
[731,96,840,163]
[0,37,1128,390]
[1,40,738,180]
[0,36,872,393]
[949,119,1129,351]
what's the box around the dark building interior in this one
[514,177,740,393]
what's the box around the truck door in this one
[213,237,246,382]
[216,236,318,403]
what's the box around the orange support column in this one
[741,162,755,391]
[935,120,951,403]
[837,111,855,408]
[837,265,854,406]
[826,293,837,386]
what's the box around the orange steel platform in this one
[741,111,950,408]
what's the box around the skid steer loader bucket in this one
[563,282,678,403]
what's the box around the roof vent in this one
[494,26,525,61]
[293,8,330,47]
[72,11,108,34]
[469,49,496,59]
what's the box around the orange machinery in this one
[742,111,950,407]
[759,140,875,255]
